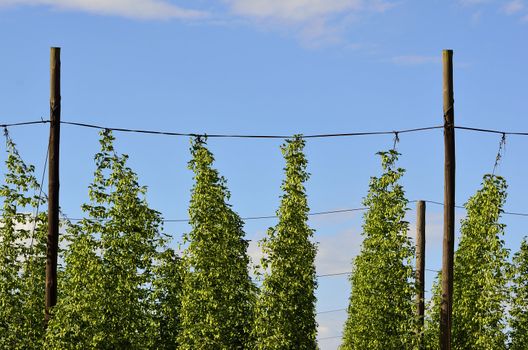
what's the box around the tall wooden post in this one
[46,47,61,324]
[416,200,426,349]
[441,49,455,350]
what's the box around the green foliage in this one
[423,274,441,350]
[151,248,183,350]
[341,150,415,350]
[452,174,509,350]
[45,130,166,349]
[0,131,47,349]
[509,238,528,349]
[253,136,318,350]
[178,137,255,349]
[425,174,509,350]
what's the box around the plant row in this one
[0,130,526,349]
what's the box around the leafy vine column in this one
[425,175,509,350]
[341,150,415,350]
[45,130,165,349]
[254,136,318,350]
[509,238,528,349]
[451,175,509,349]
[0,130,47,349]
[178,137,255,349]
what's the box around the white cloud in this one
[503,0,525,14]
[458,0,528,23]
[227,0,363,22]
[0,0,395,45]
[390,55,441,65]
[459,0,492,5]
[247,231,266,276]
[316,228,362,275]
[0,0,207,20]
[317,313,346,349]
[224,0,395,47]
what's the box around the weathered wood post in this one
[440,49,455,350]
[416,200,426,349]
[45,47,61,325]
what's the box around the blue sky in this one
[1,0,527,348]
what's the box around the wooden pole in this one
[416,200,426,349]
[45,47,61,324]
[440,49,455,350]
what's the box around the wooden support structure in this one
[45,47,61,324]
[440,49,455,350]
[416,200,426,349]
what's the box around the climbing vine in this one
[341,150,415,350]
[45,130,166,349]
[0,129,47,349]
[452,174,509,349]
[151,248,183,350]
[253,135,318,349]
[425,174,509,350]
[178,137,255,349]
[508,237,528,349]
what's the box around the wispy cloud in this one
[317,313,346,348]
[458,0,528,22]
[0,0,396,46]
[224,0,396,47]
[389,55,441,65]
[0,0,207,20]
[316,228,362,275]
[503,0,525,15]
[459,0,492,5]
[227,0,363,22]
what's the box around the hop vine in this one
[425,174,510,350]
[253,135,318,350]
[178,137,255,349]
[45,130,166,349]
[508,237,528,349]
[0,130,48,349]
[341,150,416,350]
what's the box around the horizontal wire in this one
[317,271,351,277]
[426,268,441,273]
[28,198,528,224]
[9,198,527,225]
[317,268,440,279]
[162,208,368,223]
[455,125,528,136]
[318,335,343,341]
[6,120,528,139]
[63,207,368,223]
[424,200,528,216]
[317,308,347,315]
[60,120,444,139]
[1,120,49,128]
[423,200,465,209]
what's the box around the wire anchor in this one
[392,131,400,151]
[492,133,507,175]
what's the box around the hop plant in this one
[508,238,528,350]
[253,136,318,350]
[178,137,255,349]
[424,174,510,350]
[0,130,47,349]
[341,150,416,350]
[45,130,165,349]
